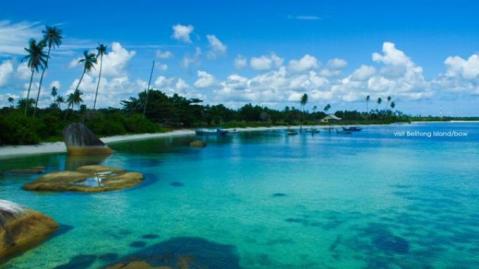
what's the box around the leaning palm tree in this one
[23,39,47,115]
[74,51,97,94]
[300,93,308,131]
[93,44,107,110]
[33,26,63,117]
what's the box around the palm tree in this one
[51,86,58,99]
[300,93,308,131]
[324,104,331,113]
[7,97,14,108]
[143,60,156,116]
[386,96,392,110]
[366,95,370,113]
[55,95,64,109]
[93,44,107,110]
[23,39,47,115]
[377,97,382,110]
[67,89,83,110]
[74,51,97,95]
[33,26,62,117]
[390,101,396,114]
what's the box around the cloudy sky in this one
[0,0,478,116]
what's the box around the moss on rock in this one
[0,200,58,263]
[189,140,207,148]
[23,165,143,193]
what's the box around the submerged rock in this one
[189,140,207,148]
[105,236,240,269]
[3,166,45,176]
[23,165,143,192]
[63,123,112,156]
[0,200,58,263]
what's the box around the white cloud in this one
[0,60,14,86]
[157,63,168,71]
[288,54,319,72]
[156,49,173,59]
[206,35,227,58]
[194,70,215,88]
[327,58,348,69]
[182,47,202,68]
[234,55,247,69]
[154,76,190,95]
[444,54,479,80]
[0,21,42,55]
[16,62,31,80]
[49,80,61,90]
[250,53,283,70]
[172,24,194,43]
[100,42,136,77]
[288,15,321,21]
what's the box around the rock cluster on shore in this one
[23,165,143,192]
[0,200,58,263]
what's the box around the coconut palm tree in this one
[390,101,396,114]
[67,89,83,110]
[33,26,62,117]
[55,95,64,109]
[386,96,392,110]
[7,97,14,108]
[324,104,331,113]
[300,93,308,131]
[74,51,97,94]
[93,44,107,110]
[23,39,47,115]
[377,97,382,111]
[143,60,156,116]
[366,95,370,113]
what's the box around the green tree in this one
[377,97,382,110]
[300,93,308,130]
[67,89,83,110]
[324,104,331,113]
[8,96,14,108]
[74,50,97,94]
[366,95,370,113]
[93,44,107,110]
[33,26,62,117]
[23,39,47,116]
[55,95,64,109]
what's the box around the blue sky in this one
[0,0,478,116]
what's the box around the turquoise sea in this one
[1,122,478,268]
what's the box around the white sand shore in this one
[4,121,467,159]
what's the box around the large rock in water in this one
[63,123,113,156]
[23,165,144,193]
[0,200,58,263]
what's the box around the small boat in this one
[195,128,229,136]
[306,128,320,134]
[336,129,352,135]
[287,129,299,136]
[342,127,362,132]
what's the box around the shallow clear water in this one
[1,122,478,268]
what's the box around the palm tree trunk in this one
[75,69,86,92]
[25,69,35,116]
[33,46,51,117]
[93,54,103,110]
[143,60,155,116]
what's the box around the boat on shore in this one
[195,128,229,136]
[342,126,362,132]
